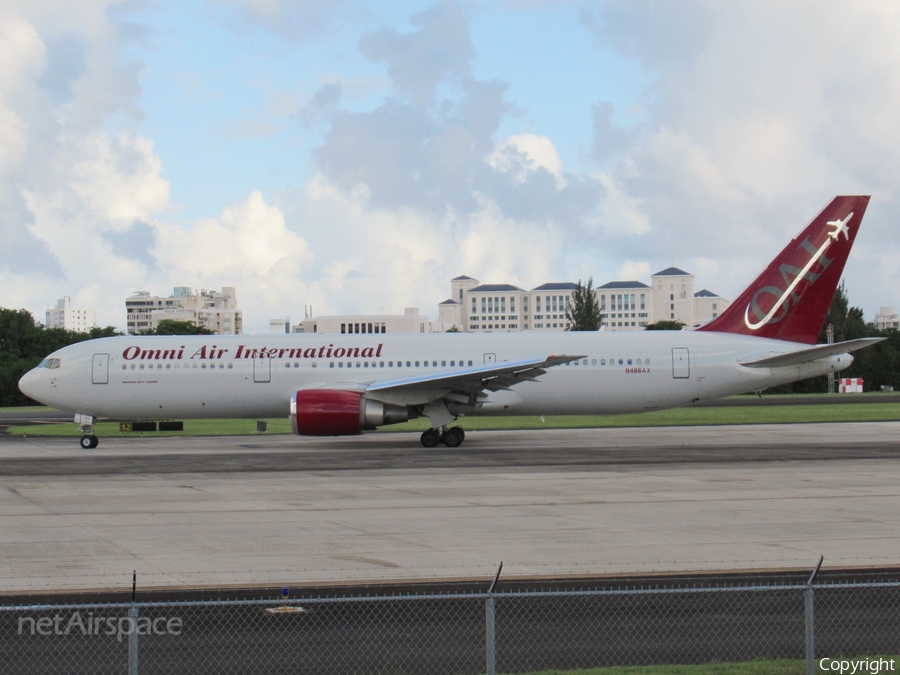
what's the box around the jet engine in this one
[290,389,409,436]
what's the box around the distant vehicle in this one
[19,196,881,449]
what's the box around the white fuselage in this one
[18,330,849,422]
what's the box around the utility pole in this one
[827,323,835,394]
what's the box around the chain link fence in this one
[2,579,899,674]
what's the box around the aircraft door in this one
[253,357,271,383]
[92,354,109,384]
[484,353,496,364]
[672,348,690,379]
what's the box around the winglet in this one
[698,196,870,344]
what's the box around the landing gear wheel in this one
[420,429,440,448]
[443,428,464,448]
[80,435,99,449]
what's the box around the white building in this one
[293,308,433,334]
[693,289,727,325]
[45,297,97,333]
[269,317,291,333]
[597,281,652,330]
[125,287,242,335]
[874,306,900,330]
[443,268,729,333]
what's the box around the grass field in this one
[4,399,900,437]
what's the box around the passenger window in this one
[618,359,623,365]
[338,362,343,368]
[433,361,437,367]
[364,362,369,368]
[380,362,384,367]
[582,360,587,366]
[627,359,632,365]
[329,362,334,368]
[415,361,420,367]
[389,361,393,367]
[294,362,299,368]
[406,361,411,367]
[192,363,197,369]
[166,363,171,369]
[312,362,317,368]
[201,363,207,369]
[646,358,651,365]
[356,362,360,368]
[140,364,145,370]
[636,358,642,365]
[122,364,127,370]
[227,364,232,369]
[450,361,455,367]
[131,364,136,370]
[592,359,597,366]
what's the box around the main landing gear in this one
[420,426,465,448]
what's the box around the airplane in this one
[19,195,883,450]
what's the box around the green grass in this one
[4,400,900,437]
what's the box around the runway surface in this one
[1,423,900,593]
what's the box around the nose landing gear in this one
[76,414,99,449]
[419,426,466,448]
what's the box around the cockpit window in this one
[39,358,61,369]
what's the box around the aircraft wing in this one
[366,354,586,398]
[739,338,884,368]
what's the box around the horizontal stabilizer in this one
[739,338,884,368]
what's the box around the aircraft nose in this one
[18,369,38,401]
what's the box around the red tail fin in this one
[697,195,870,344]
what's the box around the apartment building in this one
[45,297,97,333]
[125,286,242,335]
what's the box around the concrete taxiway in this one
[1,423,899,593]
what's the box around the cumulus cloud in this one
[306,0,611,313]
[582,0,900,308]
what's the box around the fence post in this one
[805,556,823,675]
[128,571,138,675]
[485,596,496,675]
[128,605,139,675]
[486,562,502,675]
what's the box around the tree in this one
[144,320,214,335]
[0,308,121,406]
[565,278,602,331]
[645,320,686,330]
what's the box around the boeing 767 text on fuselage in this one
[19,196,883,449]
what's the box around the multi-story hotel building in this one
[440,269,729,332]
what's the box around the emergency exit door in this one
[92,354,109,384]
[672,348,690,379]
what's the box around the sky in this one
[2,0,900,333]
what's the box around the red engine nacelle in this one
[291,389,409,436]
